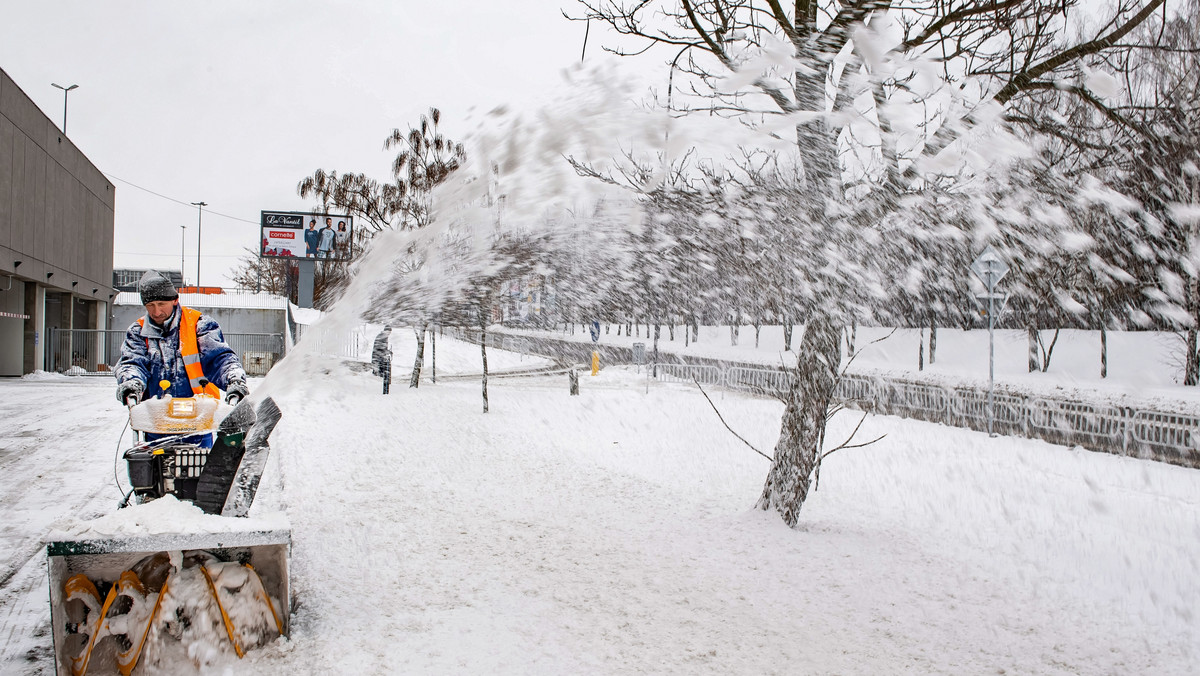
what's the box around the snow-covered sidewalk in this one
[1,332,1197,674]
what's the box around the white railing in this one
[294,324,369,359]
[653,363,723,386]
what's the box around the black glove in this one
[225,379,249,405]
[117,380,144,406]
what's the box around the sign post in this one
[970,246,1009,437]
[260,210,355,309]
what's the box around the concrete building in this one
[0,67,115,376]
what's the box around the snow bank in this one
[288,303,322,325]
[48,495,288,541]
[20,369,70,381]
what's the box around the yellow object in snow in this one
[591,351,599,376]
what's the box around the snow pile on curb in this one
[21,370,70,381]
[48,495,288,540]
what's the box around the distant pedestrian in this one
[372,326,392,394]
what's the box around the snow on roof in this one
[114,291,288,310]
[289,303,324,325]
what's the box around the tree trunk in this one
[409,324,427,388]
[754,320,761,348]
[757,312,841,528]
[668,322,675,341]
[783,320,793,352]
[730,321,739,346]
[1100,322,1108,379]
[1027,327,1041,372]
[918,327,925,371]
[1187,279,1200,386]
[431,328,437,384]
[691,317,699,342]
[480,319,490,413]
[1186,329,1198,386]
[1040,329,1061,372]
[653,323,660,366]
[929,316,937,365]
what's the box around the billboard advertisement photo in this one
[261,211,354,261]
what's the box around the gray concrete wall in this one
[0,68,115,292]
[0,68,115,374]
[0,278,24,375]
[112,304,286,337]
[111,303,286,376]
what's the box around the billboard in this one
[260,211,354,261]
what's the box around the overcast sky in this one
[0,1,646,287]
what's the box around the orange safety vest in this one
[138,306,222,398]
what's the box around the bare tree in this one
[1112,0,1200,382]
[298,108,465,234]
[569,0,1169,526]
[297,108,465,385]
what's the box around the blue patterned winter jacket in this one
[114,305,246,400]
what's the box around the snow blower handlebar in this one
[124,378,245,409]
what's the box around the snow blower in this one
[45,382,289,675]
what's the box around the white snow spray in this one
[255,62,779,395]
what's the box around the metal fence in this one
[445,329,1200,470]
[47,328,285,376]
[722,367,1199,468]
[654,363,723,386]
[294,324,370,360]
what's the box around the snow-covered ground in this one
[1,331,1198,674]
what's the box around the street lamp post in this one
[191,202,207,289]
[50,83,78,133]
[180,225,187,287]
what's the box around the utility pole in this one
[50,83,78,134]
[191,202,207,288]
[180,225,187,286]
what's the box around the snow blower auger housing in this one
[45,390,289,676]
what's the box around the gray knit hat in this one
[138,270,178,304]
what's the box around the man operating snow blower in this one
[114,271,249,430]
[44,270,290,675]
